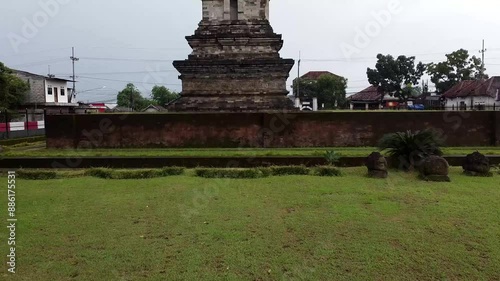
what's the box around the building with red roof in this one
[442,77,500,110]
[348,86,400,110]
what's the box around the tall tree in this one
[0,62,29,113]
[292,78,317,99]
[292,74,348,109]
[151,85,179,106]
[316,74,348,108]
[116,83,148,111]
[427,49,486,94]
[367,54,426,103]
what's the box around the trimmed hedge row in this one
[16,170,57,180]
[14,166,343,180]
[85,167,185,179]
[270,166,310,176]
[195,166,342,179]
[195,168,265,179]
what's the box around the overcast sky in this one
[1,0,500,103]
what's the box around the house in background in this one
[13,69,78,115]
[292,71,345,110]
[142,104,167,113]
[415,93,443,110]
[298,71,343,81]
[348,86,400,110]
[442,77,500,110]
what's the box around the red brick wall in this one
[46,111,499,148]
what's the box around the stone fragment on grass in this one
[418,156,451,182]
[463,152,493,177]
[366,152,388,179]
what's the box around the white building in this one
[442,77,500,110]
[14,69,78,114]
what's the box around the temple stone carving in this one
[168,0,295,112]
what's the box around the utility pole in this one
[296,51,301,98]
[130,90,134,111]
[47,65,54,78]
[479,39,487,80]
[70,47,79,103]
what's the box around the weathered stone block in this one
[463,152,493,177]
[419,156,451,182]
[366,152,388,179]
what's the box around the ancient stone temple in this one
[168,0,295,112]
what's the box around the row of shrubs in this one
[16,167,185,180]
[85,167,185,179]
[195,166,341,179]
[14,166,342,180]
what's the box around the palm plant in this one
[378,129,444,170]
[324,150,341,166]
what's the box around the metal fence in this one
[0,110,45,140]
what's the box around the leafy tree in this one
[116,83,148,111]
[0,62,29,113]
[316,75,348,108]
[367,54,426,103]
[292,74,348,109]
[292,79,317,99]
[151,85,179,106]
[427,49,486,94]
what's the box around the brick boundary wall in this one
[46,111,500,148]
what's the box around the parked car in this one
[408,104,425,110]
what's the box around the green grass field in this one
[1,168,499,280]
[2,141,500,157]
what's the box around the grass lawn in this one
[2,141,500,157]
[1,168,499,280]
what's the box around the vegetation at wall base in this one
[0,136,45,146]
[3,146,500,158]
[324,150,341,166]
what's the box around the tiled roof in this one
[300,71,342,80]
[442,77,500,99]
[349,86,383,101]
[13,69,73,82]
[142,104,167,112]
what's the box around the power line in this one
[83,46,187,51]
[80,57,176,63]
[52,70,178,76]
[10,58,68,68]
[480,39,487,79]
[70,47,80,103]
[5,47,73,57]
[77,76,181,86]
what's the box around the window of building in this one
[61,88,65,96]
[47,86,53,95]
[230,0,238,20]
